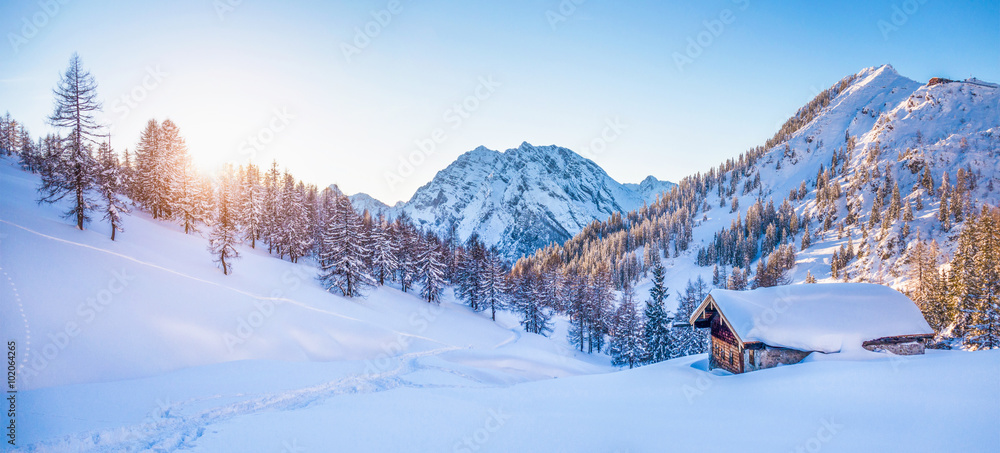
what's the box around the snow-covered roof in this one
[690,283,934,353]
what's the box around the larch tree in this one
[95,141,129,240]
[133,120,165,217]
[610,288,646,369]
[38,53,103,230]
[318,194,373,297]
[457,234,487,311]
[393,214,418,293]
[481,250,509,321]
[370,217,399,286]
[417,233,447,304]
[174,154,209,234]
[511,269,553,336]
[208,169,241,275]
[240,163,264,248]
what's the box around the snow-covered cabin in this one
[688,283,934,374]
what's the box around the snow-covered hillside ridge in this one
[0,161,607,391]
[742,64,999,282]
[348,142,675,259]
[518,64,998,321]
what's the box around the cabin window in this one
[748,349,754,365]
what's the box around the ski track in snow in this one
[1,217,533,452]
[27,346,472,452]
[491,328,521,349]
[0,218,452,348]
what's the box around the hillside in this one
[0,161,607,392]
[1,158,996,451]
[519,65,999,315]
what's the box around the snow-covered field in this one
[2,159,998,452]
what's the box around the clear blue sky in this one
[1,0,997,203]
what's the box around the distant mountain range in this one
[340,142,675,259]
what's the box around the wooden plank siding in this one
[710,314,744,374]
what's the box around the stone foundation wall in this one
[758,347,811,369]
[863,341,926,355]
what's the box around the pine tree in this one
[903,200,914,222]
[905,237,949,331]
[281,178,313,263]
[610,289,646,369]
[262,161,282,253]
[17,126,42,173]
[208,169,241,275]
[159,119,188,216]
[888,182,901,221]
[457,234,487,311]
[173,154,208,234]
[481,250,509,321]
[318,194,373,297]
[240,164,264,248]
[939,195,951,232]
[39,53,103,230]
[643,262,672,363]
[566,273,590,352]
[512,270,553,336]
[726,267,748,290]
[370,218,399,285]
[956,207,1000,349]
[0,112,15,156]
[133,119,168,218]
[416,233,447,304]
[95,141,129,240]
[670,277,709,358]
[394,215,418,293]
[585,270,615,354]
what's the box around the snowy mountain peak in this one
[345,143,674,258]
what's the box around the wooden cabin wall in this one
[710,315,743,374]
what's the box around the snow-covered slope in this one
[648,64,998,296]
[752,65,999,284]
[0,161,607,392]
[352,142,675,259]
